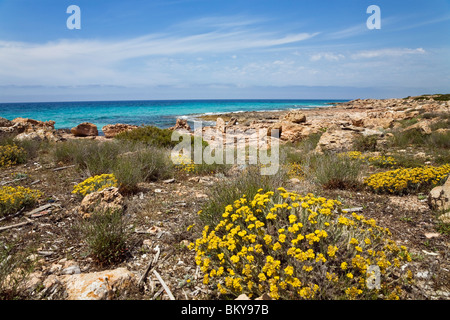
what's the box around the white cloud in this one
[351,48,426,59]
[310,52,345,62]
[0,27,318,86]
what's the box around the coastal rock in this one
[168,118,191,132]
[8,118,62,142]
[281,111,307,124]
[102,123,138,138]
[14,129,62,142]
[12,118,56,130]
[428,177,450,212]
[0,117,13,127]
[315,128,359,153]
[71,122,98,137]
[58,267,136,300]
[78,187,124,219]
[216,117,226,132]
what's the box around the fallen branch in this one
[138,247,173,288]
[24,204,54,217]
[0,177,27,186]
[0,207,25,222]
[138,245,160,287]
[52,165,76,172]
[152,270,175,300]
[0,218,33,232]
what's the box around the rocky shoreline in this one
[0,95,449,300]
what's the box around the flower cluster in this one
[72,174,118,197]
[190,188,412,300]
[0,145,27,168]
[340,151,397,168]
[364,164,450,195]
[173,154,196,173]
[0,186,42,217]
[287,163,304,179]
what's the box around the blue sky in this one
[0,0,449,102]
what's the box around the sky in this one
[0,0,449,102]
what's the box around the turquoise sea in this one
[0,99,348,133]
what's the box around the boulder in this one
[12,118,55,130]
[14,129,61,142]
[216,117,226,132]
[7,118,62,142]
[168,118,191,132]
[58,267,136,300]
[0,117,13,127]
[71,122,98,137]
[281,111,307,124]
[102,123,138,138]
[315,128,359,153]
[428,177,450,212]
[78,187,124,219]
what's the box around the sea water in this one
[0,99,347,133]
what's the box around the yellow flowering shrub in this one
[190,188,413,300]
[340,151,397,168]
[72,174,118,197]
[364,164,450,195]
[173,154,196,173]
[0,186,42,217]
[0,145,27,168]
[287,163,304,179]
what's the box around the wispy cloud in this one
[310,52,345,62]
[0,22,319,86]
[351,48,426,59]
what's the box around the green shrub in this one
[79,208,129,266]
[302,153,362,190]
[389,128,427,148]
[0,240,37,300]
[200,165,288,226]
[112,147,173,193]
[53,139,122,174]
[115,125,208,149]
[353,135,378,152]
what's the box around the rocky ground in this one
[0,94,449,300]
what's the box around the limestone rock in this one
[168,118,191,132]
[102,123,138,138]
[0,117,13,127]
[78,187,124,218]
[71,122,98,137]
[216,117,226,132]
[59,267,136,300]
[315,129,359,153]
[281,111,307,124]
[428,177,450,212]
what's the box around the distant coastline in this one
[0,99,347,132]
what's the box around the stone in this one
[315,128,359,153]
[281,111,307,124]
[59,267,136,300]
[169,118,191,132]
[428,177,450,212]
[71,122,98,137]
[216,117,226,132]
[0,117,13,127]
[14,129,61,142]
[102,123,138,138]
[78,187,124,219]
